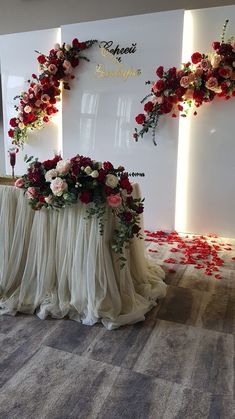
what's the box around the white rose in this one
[54,43,60,50]
[56,159,71,175]
[18,122,25,130]
[84,166,92,175]
[24,105,32,114]
[211,53,221,69]
[45,169,58,182]
[65,44,71,51]
[50,177,68,196]
[90,170,99,178]
[105,174,119,188]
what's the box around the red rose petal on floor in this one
[232,257,235,260]
[215,274,222,279]
[225,248,232,251]
[168,268,176,274]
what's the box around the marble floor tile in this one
[190,329,234,395]
[0,346,120,419]
[155,285,205,326]
[133,320,201,385]
[82,318,155,369]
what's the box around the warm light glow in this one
[175,11,193,232]
[51,28,63,156]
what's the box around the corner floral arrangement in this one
[15,154,144,265]
[8,38,97,148]
[134,20,235,145]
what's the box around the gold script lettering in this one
[95,64,141,80]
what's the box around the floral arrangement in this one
[134,20,235,144]
[8,38,97,148]
[15,154,144,264]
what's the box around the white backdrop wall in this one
[0,28,60,176]
[61,11,184,231]
[1,7,235,236]
[180,5,235,237]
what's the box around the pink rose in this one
[199,59,211,71]
[218,65,233,79]
[180,76,190,88]
[205,77,219,91]
[41,94,50,103]
[50,177,68,196]
[15,178,24,188]
[26,187,37,199]
[107,194,122,208]
[48,64,58,74]
[56,159,71,175]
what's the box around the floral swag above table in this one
[15,154,144,266]
[134,20,235,145]
[8,37,97,148]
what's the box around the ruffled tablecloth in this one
[0,184,166,329]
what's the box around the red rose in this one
[144,101,154,113]
[168,67,177,78]
[177,104,184,111]
[80,191,92,204]
[79,42,87,50]
[10,118,18,127]
[43,116,49,123]
[8,129,14,138]
[38,195,45,203]
[124,212,133,222]
[120,176,132,193]
[37,55,46,64]
[132,224,141,235]
[40,76,48,85]
[135,114,146,125]
[104,186,114,196]
[212,41,220,50]
[46,107,54,116]
[193,90,204,102]
[191,52,202,64]
[136,205,144,214]
[97,169,106,182]
[32,73,37,79]
[218,66,232,79]
[153,79,165,92]
[156,65,164,78]
[70,58,79,68]
[72,38,80,47]
[103,161,113,171]
[160,101,173,114]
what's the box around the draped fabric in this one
[0,184,166,329]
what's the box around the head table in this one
[0,183,166,329]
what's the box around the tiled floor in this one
[0,236,234,418]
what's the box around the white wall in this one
[61,11,184,231]
[179,5,235,237]
[0,28,61,175]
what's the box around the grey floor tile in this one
[133,320,201,385]
[155,285,205,326]
[96,368,173,419]
[0,318,61,387]
[83,318,155,369]
[190,329,234,395]
[44,319,103,355]
[0,346,120,419]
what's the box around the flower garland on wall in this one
[15,154,144,265]
[133,20,235,145]
[8,38,97,148]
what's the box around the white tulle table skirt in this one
[0,184,166,329]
